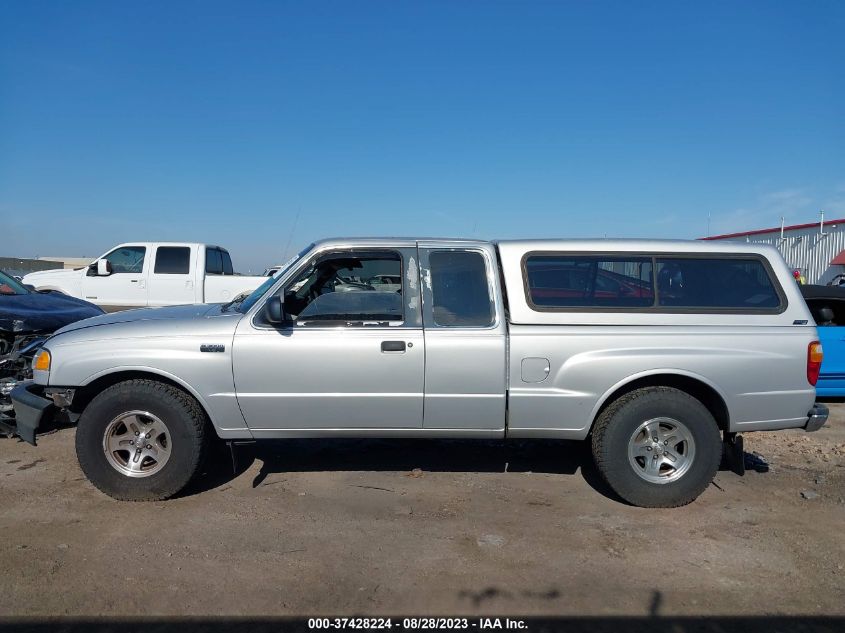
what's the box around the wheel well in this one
[592,374,730,432]
[69,371,210,423]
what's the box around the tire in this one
[75,379,209,501]
[591,386,722,508]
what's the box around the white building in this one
[702,216,845,285]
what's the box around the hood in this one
[54,303,221,335]
[22,268,83,283]
[0,291,104,334]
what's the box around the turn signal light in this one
[33,349,51,372]
[807,341,823,386]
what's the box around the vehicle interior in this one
[280,252,404,325]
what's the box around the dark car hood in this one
[0,291,105,334]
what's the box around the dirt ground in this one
[0,404,843,618]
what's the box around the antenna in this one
[820,209,827,236]
[281,208,300,260]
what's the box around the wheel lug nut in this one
[664,440,668,445]
[146,444,151,449]
[646,447,652,451]
[134,431,139,436]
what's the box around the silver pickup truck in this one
[10,238,828,507]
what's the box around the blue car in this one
[801,284,845,396]
[1,270,103,421]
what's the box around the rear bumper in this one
[8,381,54,445]
[805,403,829,432]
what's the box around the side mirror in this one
[265,295,284,325]
[96,260,112,276]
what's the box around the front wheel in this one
[591,387,722,508]
[76,379,208,501]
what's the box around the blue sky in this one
[1,0,843,272]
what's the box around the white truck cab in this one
[22,243,265,311]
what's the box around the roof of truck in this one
[311,237,483,248]
[312,237,782,256]
[495,238,775,251]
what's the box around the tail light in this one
[807,341,823,386]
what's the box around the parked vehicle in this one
[1,270,103,422]
[10,238,826,507]
[22,243,265,311]
[826,273,845,287]
[799,284,845,396]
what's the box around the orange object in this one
[807,341,823,386]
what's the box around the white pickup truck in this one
[22,243,265,312]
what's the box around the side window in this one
[221,250,234,275]
[205,248,223,275]
[154,246,191,274]
[429,250,494,327]
[104,246,146,274]
[524,255,653,308]
[656,258,781,309]
[283,251,404,326]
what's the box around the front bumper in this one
[8,381,54,445]
[805,403,829,432]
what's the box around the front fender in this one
[75,366,252,440]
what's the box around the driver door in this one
[82,245,149,311]
[232,246,425,433]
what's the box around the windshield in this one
[0,270,29,296]
[236,243,315,313]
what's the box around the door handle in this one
[381,341,406,353]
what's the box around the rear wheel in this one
[76,379,208,501]
[591,387,722,508]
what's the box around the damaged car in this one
[1,270,103,426]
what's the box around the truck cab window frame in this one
[267,249,408,328]
[101,246,147,275]
[205,248,223,275]
[153,246,191,275]
[422,248,497,329]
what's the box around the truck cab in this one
[233,239,507,435]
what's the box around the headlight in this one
[33,349,51,372]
